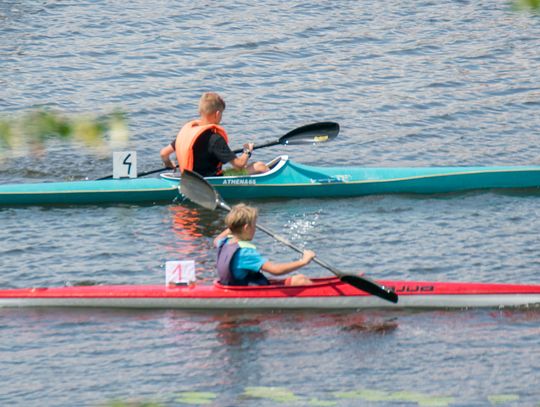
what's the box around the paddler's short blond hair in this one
[199,92,226,115]
[225,204,258,234]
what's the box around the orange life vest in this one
[175,120,229,174]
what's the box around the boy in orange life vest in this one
[160,92,269,176]
[214,203,315,286]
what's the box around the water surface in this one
[1,1,539,405]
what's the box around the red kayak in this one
[0,277,539,309]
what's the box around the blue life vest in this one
[216,239,269,286]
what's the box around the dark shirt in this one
[171,129,236,176]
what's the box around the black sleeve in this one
[208,134,236,164]
[170,138,176,151]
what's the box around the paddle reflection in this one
[169,205,223,238]
[170,205,202,241]
[164,205,224,280]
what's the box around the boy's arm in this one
[213,228,231,248]
[229,143,253,170]
[160,144,176,169]
[211,136,250,169]
[261,250,315,276]
[229,150,251,169]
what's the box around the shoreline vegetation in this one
[513,0,540,11]
[0,108,129,160]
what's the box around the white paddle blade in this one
[180,170,220,210]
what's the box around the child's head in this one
[225,204,258,239]
[199,92,226,116]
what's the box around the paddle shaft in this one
[218,201,397,303]
[96,142,275,180]
[232,140,279,154]
[255,220,398,303]
[97,142,271,179]
[257,224,342,275]
[219,201,351,279]
[96,166,177,180]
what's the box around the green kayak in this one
[1,156,539,206]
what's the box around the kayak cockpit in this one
[160,155,289,182]
[213,277,347,291]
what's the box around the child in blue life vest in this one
[214,204,315,286]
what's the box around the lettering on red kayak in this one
[386,285,435,293]
[222,179,257,185]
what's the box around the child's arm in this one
[261,250,315,276]
[229,143,254,170]
[213,228,231,248]
[160,144,176,169]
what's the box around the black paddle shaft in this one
[254,222,398,304]
[96,166,175,180]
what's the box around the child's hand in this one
[242,142,254,152]
[302,250,316,264]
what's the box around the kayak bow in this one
[1,156,540,206]
[0,278,539,309]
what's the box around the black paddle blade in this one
[340,274,399,304]
[279,122,340,145]
[180,169,220,210]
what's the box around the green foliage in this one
[512,0,540,11]
[100,387,529,406]
[174,392,217,405]
[243,386,300,403]
[105,401,163,407]
[487,394,520,404]
[0,120,13,148]
[222,168,249,176]
[0,108,128,158]
[334,389,455,406]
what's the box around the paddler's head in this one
[199,92,226,125]
[225,204,258,241]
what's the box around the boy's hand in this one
[242,142,254,152]
[302,250,316,264]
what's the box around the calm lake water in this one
[1,1,540,406]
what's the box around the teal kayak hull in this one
[1,156,540,206]
[0,177,180,206]
[210,156,540,199]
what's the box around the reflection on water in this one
[170,205,205,243]
[210,310,400,348]
[2,307,538,405]
[214,314,268,347]
[169,204,224,241]
[162,205,225,282]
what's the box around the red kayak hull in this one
[0,278,539,309]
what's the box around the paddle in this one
[96,122,339,181]
[95,166,174,180]
[180,169,399,304]
[231,121,339,153]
